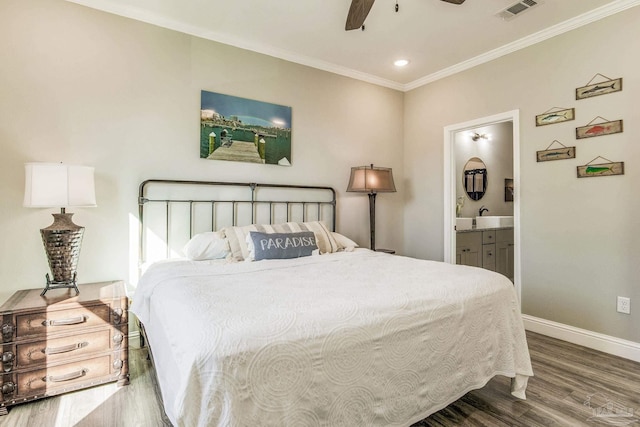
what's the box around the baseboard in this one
[522,314,640,363]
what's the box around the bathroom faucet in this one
[479,206,489,216]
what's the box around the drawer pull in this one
[43,368,88,383]
[113,333,124,345]
[42,315,88,327]
[1,324,15,342]
[42,342,88,355]
[2,351,14,372]
[113,308,124,324]
[1,382,15,397]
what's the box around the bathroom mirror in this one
[463,157,487,201]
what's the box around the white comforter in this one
[131,250,533,427]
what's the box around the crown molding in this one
[66,0,640,93]
[403,0,640,91]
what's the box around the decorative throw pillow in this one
[294,221,339,255]
[182,231,230,260]
[248,231,318,261]
[222,221,338,261]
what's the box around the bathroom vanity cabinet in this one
[495,228,514,281]
[456,228,514,281]
[456,231,482,268]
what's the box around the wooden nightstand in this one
[0,280,129,415]
[375,248,396,254]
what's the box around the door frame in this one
[443,109,521,302]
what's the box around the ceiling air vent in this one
[496,0,542,21]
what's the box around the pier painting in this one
[200,90,292,166]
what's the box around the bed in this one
[131,179,533,427]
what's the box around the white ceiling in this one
[67,0,639,91]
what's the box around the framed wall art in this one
[504,178,514,202]
[576,74,622,100]
[535,107,575,126]
[536,140,576,162]
[200,90,292,166]
[575,117,623,139]
[577,156,624,178]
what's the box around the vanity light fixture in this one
[471,132,491,141]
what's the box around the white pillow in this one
[332,232,359,252]
[183,231,230,260]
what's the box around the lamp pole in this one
[368,192,376,250]
[346,163,395,252]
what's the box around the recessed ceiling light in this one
[394,59,409,67]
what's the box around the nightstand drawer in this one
[0,352,126,402]
[14,303,113,340]
[9,326,127,371]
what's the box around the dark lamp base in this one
[40,212,85,297]
[41,273,80,296]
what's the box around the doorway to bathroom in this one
[443,110,521,301]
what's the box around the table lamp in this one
[346,164,396,250]
[23,163,96,296]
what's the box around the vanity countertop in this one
[456,226,514,233]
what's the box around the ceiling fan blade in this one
[345,0,376,31]
[441,0,466,4]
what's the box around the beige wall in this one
[404,7,639,342]
[1,0,638,344]
[0,0,404,302]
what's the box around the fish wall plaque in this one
[576,76,622,100]
[576,118,623,139]
[577,160,624,178]
[535,107,575,126]
[536,140,576,162]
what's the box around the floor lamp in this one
[346,164,396,250]
[24,163,96,296]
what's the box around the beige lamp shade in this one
[24,163,96,208]
[346,164,396,250]
[347,164,396,193]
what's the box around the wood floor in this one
[415,332,640,426]
[0,331,638,426]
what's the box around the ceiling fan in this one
[346,0,466,31]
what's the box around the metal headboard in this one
[138,179,336,265]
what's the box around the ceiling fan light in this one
[394,59,409,67]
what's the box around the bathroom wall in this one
[455,121,514,218]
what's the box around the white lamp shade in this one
[24,163,97,208]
